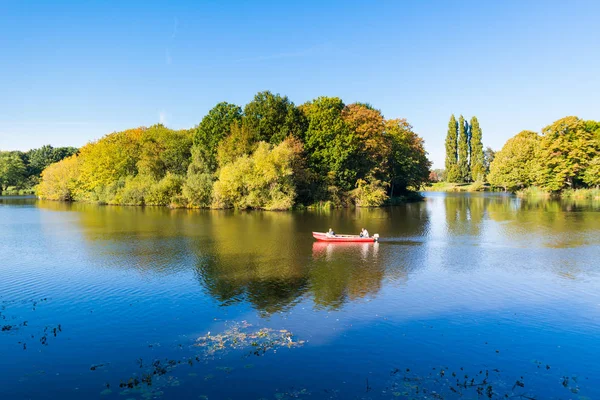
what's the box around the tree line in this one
[488,116,600,192]
[0,146,78,195]
[444,114,485,183]
[36,91,431,209]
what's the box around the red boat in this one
[312,232,379,243]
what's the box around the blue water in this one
[1,193,599,399]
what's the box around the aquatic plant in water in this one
[381,361,587,400]
[0,298,63,349]
[112,321,305,397]
[195,321,305,357]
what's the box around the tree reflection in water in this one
[30,193,600,314]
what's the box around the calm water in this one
[1,193,599,399]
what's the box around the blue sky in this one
[1,0,598,168]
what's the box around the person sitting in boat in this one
[327,228,335,237]
[360,228,369,238]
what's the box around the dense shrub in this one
[350,177,389,207]
[212,139,301,210]
[145,173,184,206]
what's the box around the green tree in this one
[181,145,215,208]
[488,130,539,191]
[0,152,27,191]
[445,115,460,182]
[535,116,598,191]
[192,102,242,172]
[300,96,356,193]
[469,117,485,181]
[26,145,78,176]
[483,147,496,174]
[457,115,470,182]
[243,91,306,144]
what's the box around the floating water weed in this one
[112,322,305,398]
[379,359,592,400]
[1,298,62,349]
[195,322,305,358]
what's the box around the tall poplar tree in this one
[458,115,470,182]
[469,116,485,181]
[445,114,460,182]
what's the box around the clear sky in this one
[1,0,598,168]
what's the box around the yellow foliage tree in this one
[36,155,81,201]
[212,138,302,210]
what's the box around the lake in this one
[1,193,599,399]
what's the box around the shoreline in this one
[422,183,600,200]
[29,192,425,210]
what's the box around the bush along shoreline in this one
[35,92,431,210]
[517,187,600,200]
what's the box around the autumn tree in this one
[136,124,193,179]
[487,130,539,191]
[212,138,303,210]
[341,103,389,181]
[583,156,600,188]
[385,119,431,194]
[445,115,460,182]
[534,116,599,191]
[36,155,80,201]
[36,92,432,208]
[75,128,142,198]
[469,117,485,181]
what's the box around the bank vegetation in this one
[36,92,431,209]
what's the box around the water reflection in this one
[27,193,600,313]
[3,195,600,400]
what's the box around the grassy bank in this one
[517,187,600,199]
[422,181,490,192]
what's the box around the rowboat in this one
[312,232,379,243]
